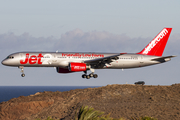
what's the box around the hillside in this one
[0,84,180,120]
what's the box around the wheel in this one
[21,74,25,77]
[89,73,93,77]
[82,74,86,78]
[86,75,90,79]
[93,74,98,78]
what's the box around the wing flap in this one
[84,54,120,64]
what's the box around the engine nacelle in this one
[68,63,88,72]
[56,67,74,73]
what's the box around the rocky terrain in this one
[0,84,180,120]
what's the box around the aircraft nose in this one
[1,60,8,65]
[1,60,5,65]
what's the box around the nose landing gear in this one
[19,66,25,77]
[21,73,25,77]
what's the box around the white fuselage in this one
[2,52,168,69]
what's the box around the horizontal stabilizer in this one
[151,55,176,62]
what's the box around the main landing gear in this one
[82,68,98,79]
[19,66,25,77]
[82,73,98,79]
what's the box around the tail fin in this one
[137,28,172,56]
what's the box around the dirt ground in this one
[0,84,180,120]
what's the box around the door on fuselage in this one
[139,55,144,67]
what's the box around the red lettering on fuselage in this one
[20,53,43,64]
[20,53,29,64]
[37,54,43,64]
[62,53,104,57]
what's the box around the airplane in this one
[1,28,176,79]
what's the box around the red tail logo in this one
[137,28,172,56]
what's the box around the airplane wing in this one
[151,55,176,62]
[84,53,122,68]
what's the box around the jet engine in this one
[56,67,74,73]
[68,63,89,72]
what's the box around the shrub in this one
[74,106,125,120]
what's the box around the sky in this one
[0,0,179,86]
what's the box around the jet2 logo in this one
[143,29,168,54]
[20,53,43,64]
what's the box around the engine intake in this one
[56,67,74,73]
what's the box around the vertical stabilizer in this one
[137,28,172,56]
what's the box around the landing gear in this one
[93,74,98,78]
[89,73,93,77]
[18,66,25,77]
[21,73,25,77]
[89,73,98,78]
[86,75,90,79]
[82,74,87,78]
[82,69,98,79]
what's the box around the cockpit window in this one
[6,56,14,59]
